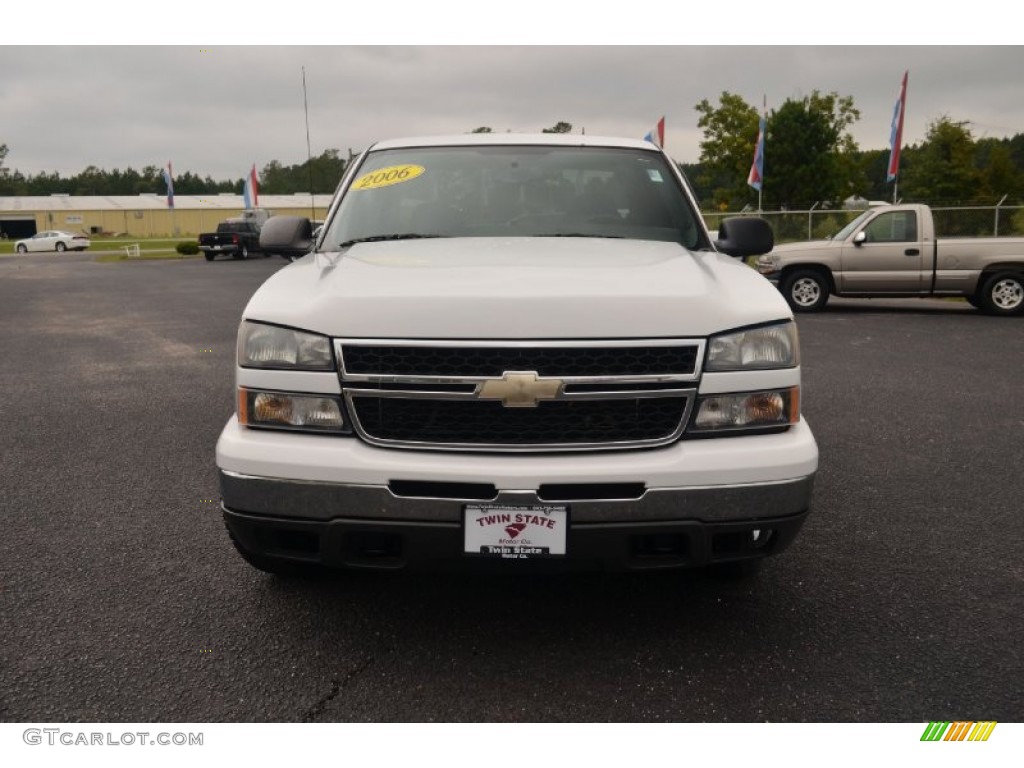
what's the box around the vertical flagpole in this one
[169,161,177,237]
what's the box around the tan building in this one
[0,193,334,239]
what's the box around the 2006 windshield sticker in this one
[352,165,425,191]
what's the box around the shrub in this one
[176,240,200,255]
[1006,207,1024,236]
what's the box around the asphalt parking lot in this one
[0,252,1021,723]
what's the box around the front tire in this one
[782,269,830,312]
[17,244,27,254]
[979,272,1024,316]
[55,242,66,252]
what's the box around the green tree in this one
[73,165,107,195]
[541,121,573,134]
[139,165,162,194]
[0,143,16,195]
[204,174,236,194]
[764,91,860,210]
[975,138,1021,201]
[1007,133,1024,170]
[259,150,347,195]
[470,126,493,133]
[308,149,347,192]
[857,148,890,202]
[0,169,26,196]
[694,92,760,209]
[260,160,288,192]
[901,117,980,204]
[171,170,206,195]
[24,170,61,195]
[695,91,860,213]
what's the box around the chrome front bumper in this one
[219,469,814,525]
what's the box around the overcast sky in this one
[3,37,1021,182]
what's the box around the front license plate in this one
[464,504,568,559]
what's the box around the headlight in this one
[238,388,349,433]
[691,387,799,433]
[238,321,333,370]
[706,322,798,371]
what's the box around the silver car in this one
[15,231,91,253]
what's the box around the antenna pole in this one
[303,66,315,222]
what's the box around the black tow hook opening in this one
[343,531,404,561]
[632,532,689,560]
[258,527,320,556]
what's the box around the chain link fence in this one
[703,204,1024,243]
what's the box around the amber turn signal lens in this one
[237,388,347,432]
[693,387,798,431]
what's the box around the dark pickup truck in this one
[199,219,265,261]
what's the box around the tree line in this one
[2,107,1022,207]
[0,145,350,198]
[685,91,1024,211]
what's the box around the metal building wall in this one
[27,205,330,238]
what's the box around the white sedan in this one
[15,231,90,253]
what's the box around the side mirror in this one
[706,223,719,245]
[715,217,774,258]
[853,231,866,246]
[259,216,314,259]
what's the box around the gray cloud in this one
[2,46,1022,180]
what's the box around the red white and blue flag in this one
[747,109,766,192]
[161,162,174,208]
[887,71,909,183]
[243,164,259,209]
[643,116,665,148]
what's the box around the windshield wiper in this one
[338,234,444,248]
[532,233,625,239]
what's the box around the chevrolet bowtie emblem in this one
[477,371,563,407]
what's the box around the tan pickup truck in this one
[756,204,1024,315]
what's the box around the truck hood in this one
[770,239,842,256]
[243,237,791,339]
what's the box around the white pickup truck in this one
[215,133,818,577]
[756,203,1024,315]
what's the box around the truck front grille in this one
[336,339,703,452]
[342,343,699,378]
[349,396,689,448]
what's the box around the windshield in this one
[322,145,705,250]
[831,209,874,241]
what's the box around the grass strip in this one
[95,251,201,263]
